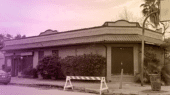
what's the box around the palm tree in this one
[141,0,160,28]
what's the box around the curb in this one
[9,82,139,95]
[9,82,168,95]
[9,82,102,94]
[9,83,64,89]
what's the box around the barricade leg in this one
[64,76,73,90]
[100,77,109,95]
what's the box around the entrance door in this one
[112,47,133,75]
[12,58,19,77]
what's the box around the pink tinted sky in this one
[0,0,144,37]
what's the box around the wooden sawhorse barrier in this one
[64,76,109,95]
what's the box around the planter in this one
[150,74,161,91]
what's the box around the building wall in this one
[3,43,164,80]
[44,50,52,56]
[57,44,106,58]
[59,46,77,58]
[31,43,139,81]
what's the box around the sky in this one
[0,0,147,37]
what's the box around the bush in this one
[135,49,161,83]
[144,51,160,74]
[22,65,38,78]
[32,68,38,78]
[36,53,106,80]
[143,51,161,83]
[61,53,106,76]
[37,54,64,79]
[161,64,170,85]
[2,65,11,73]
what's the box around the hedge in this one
[37,54,64,79]
[61,54,106,76]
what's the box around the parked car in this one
[0,70,11,85]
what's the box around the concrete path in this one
[10,77,170,95]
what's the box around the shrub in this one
[37,54,64,79]
[135,49,161,83]
[2,65,11,73]
[22,65,38,78]
[144,51,160,74]
[61,53,106,76]
[32,68,38,78]
[161,64,170,85]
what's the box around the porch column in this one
[134,45,139,74]
[33,51,38,68]
[107,45,111,81]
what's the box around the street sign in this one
[160,0,170,21]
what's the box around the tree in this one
[119,7,157,29]
[119,5,169,37]
[140,0,170,38]
[119,7,135,21]
[6,34,13,40]
[0,33,26,49]
[140,0,160,28]
[14,34,26,39]
[0,34,4,49]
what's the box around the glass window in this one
[52,50,58,56]
[38,51,44,61]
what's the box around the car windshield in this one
[0,70,6,73]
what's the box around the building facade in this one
[2,20,165,81]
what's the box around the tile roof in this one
[2,20,165,51]
[2,34,164,51]
[4,27,163,46]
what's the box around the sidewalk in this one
[10,77,170,95]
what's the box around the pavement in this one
[10,77,170,95]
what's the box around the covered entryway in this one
[112,47,134,75]
[11,55,33,77]
[12,57,20,77]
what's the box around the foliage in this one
[37,53,106,80]
[61,54,106,76]
[134,73,149,83]
[140,0,160,27]
[161,63,170,85]
[6,34,13,39]
[37,54,64,79]
[144,51,160,74]
[2,64,11,73]
[22,65,38,78]
[142,51,160,83]
[14,34,26,39]
[0,33,26,49]
[135,46,161,83]
[164,38,170,65]
[119,7,144,27]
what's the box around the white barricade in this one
[64,76,109,95]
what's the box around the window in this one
[38,51,44,61]
[52,50,59,57]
